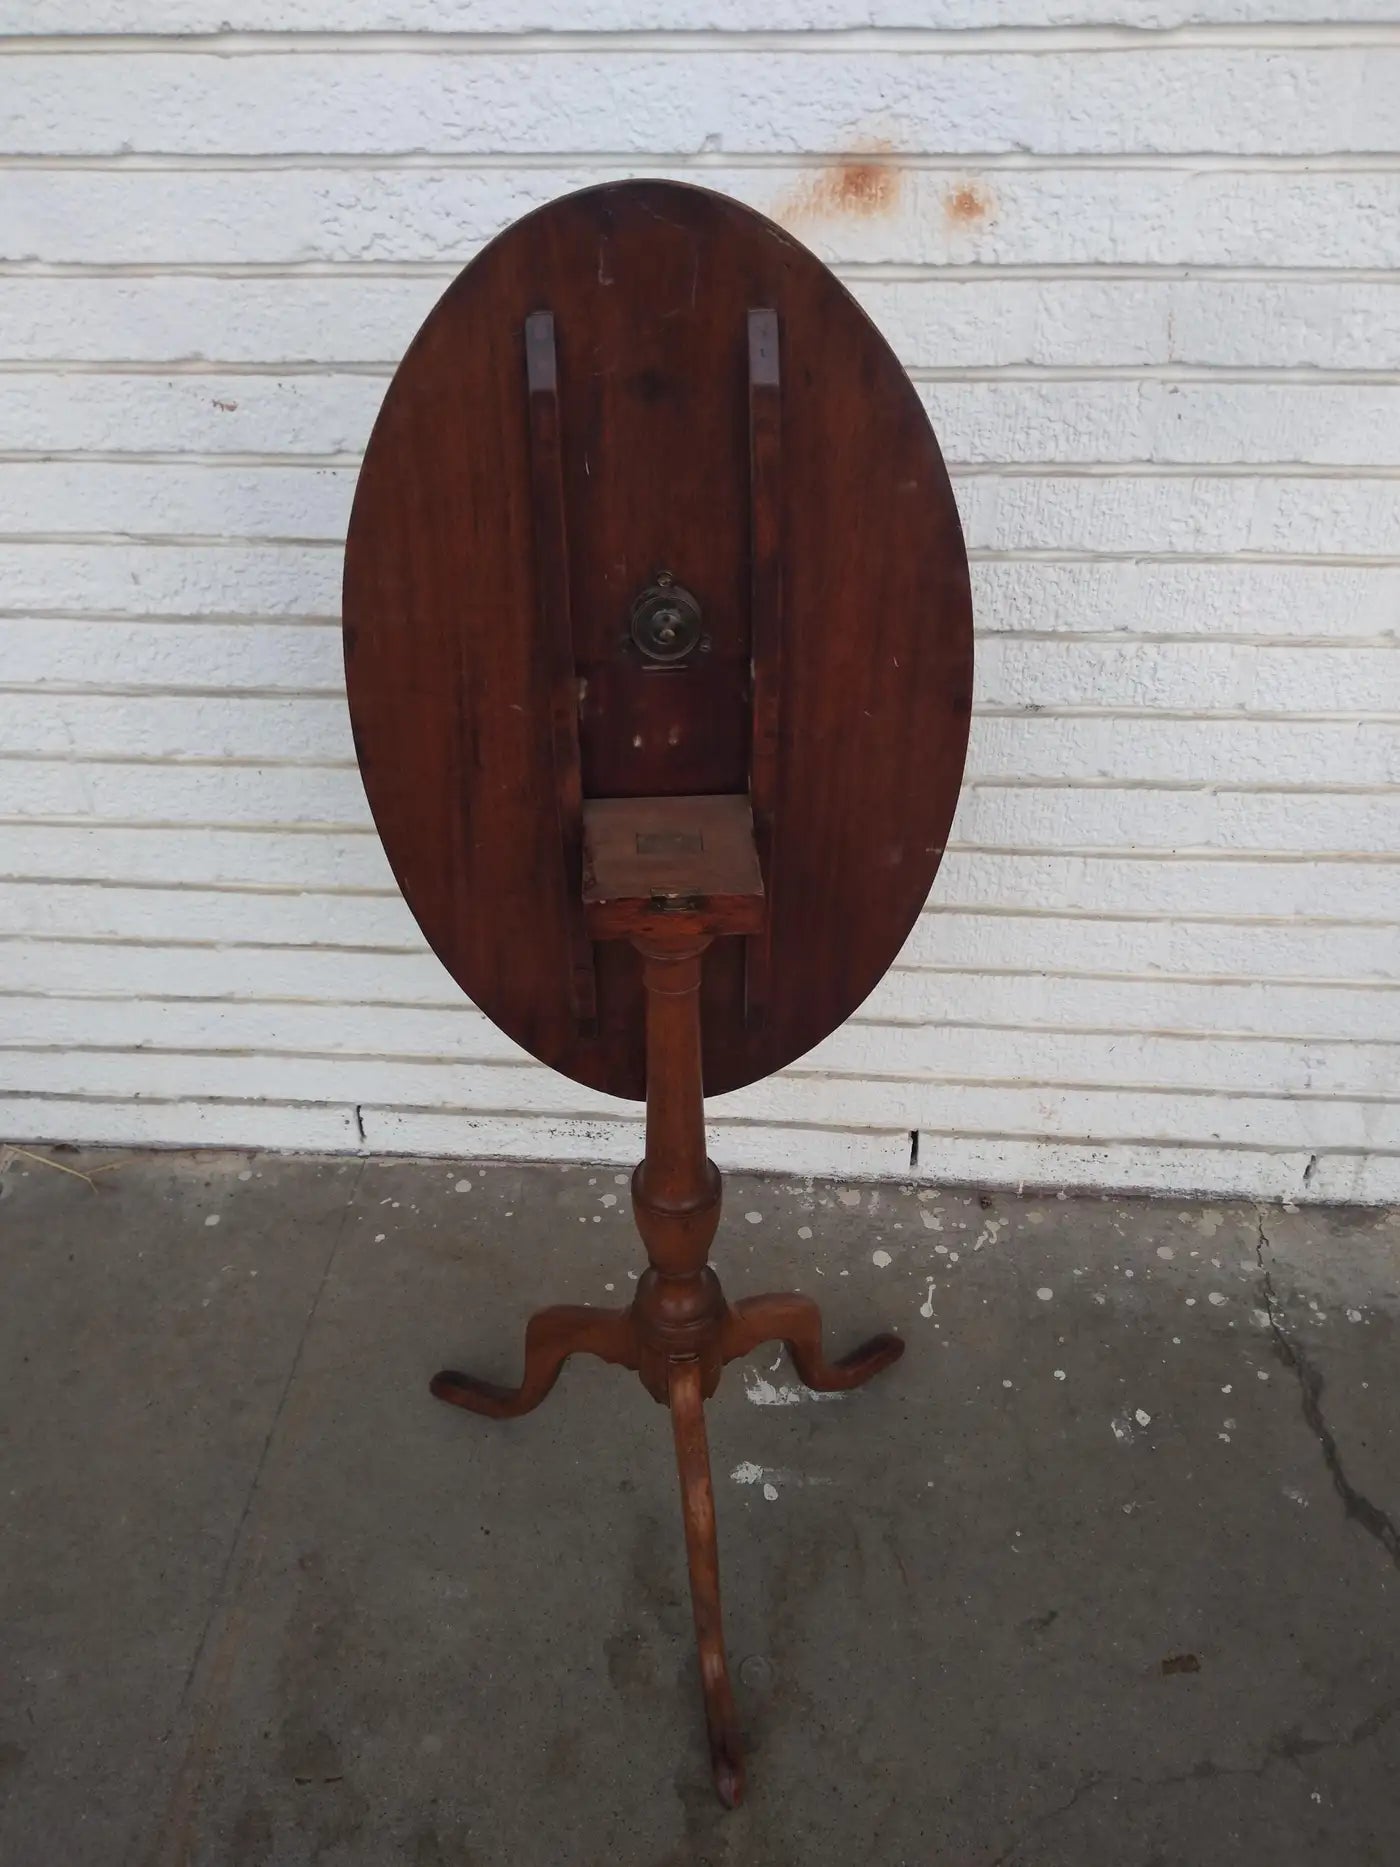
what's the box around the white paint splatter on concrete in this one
[374,1232,385,1243]
[1134,1409,1152,1427]
[838,1189,861,1208]
[237,1170,252,1182]
[919,1279,936,1319]
[1347,1308,1363,1323]
[454,1178,472,1193]
[1208,1292,1227,1307]
[1036,1287,1053,1302]
[743,1370,840,1407]
[919,1208,943,1232]
[1053,1369,1066,1381]
[745,1211,763,1225]
[204,1214,220,1227]
[600,1193,617,1208]
[1156,1244,1174,1260]
[1110,1414,1134,1443]
[872,1248,892,1268]
[797,1225,813,1240]
[730,1460,830,1495]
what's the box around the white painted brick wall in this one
[2,6,1397,1202]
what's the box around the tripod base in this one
[431,1274,903,1807]
[431,853,904,1807]
[429,1285,903,1419]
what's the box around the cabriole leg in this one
[431,1302,637,1420]
[722,1291,904,1392]
[668,1354,744,1808]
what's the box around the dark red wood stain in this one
[352,180,975,1810]
[343,178,972,1099]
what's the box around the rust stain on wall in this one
[943,180,997,227]
[775,147,904,226]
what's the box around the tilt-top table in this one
[342,179,973,1806]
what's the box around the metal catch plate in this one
[629,574,704,665]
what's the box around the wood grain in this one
[343,179,972,1100]
[524,309,596,1029]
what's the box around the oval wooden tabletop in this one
[344,180,972,1102]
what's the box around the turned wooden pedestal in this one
[430,797,903,1806]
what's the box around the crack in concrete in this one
[988,1210,1400,1867]
[989,1770,1108,1866]
[988,1700,1400,1864]
[1147,1698,1400,1790]
[1253,1204,1400,1575]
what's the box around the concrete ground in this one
[2,1149,1399,1867]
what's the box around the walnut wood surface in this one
[343,178,972,1100]
[523,309,596,1030]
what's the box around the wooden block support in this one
[581,793,766,944]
